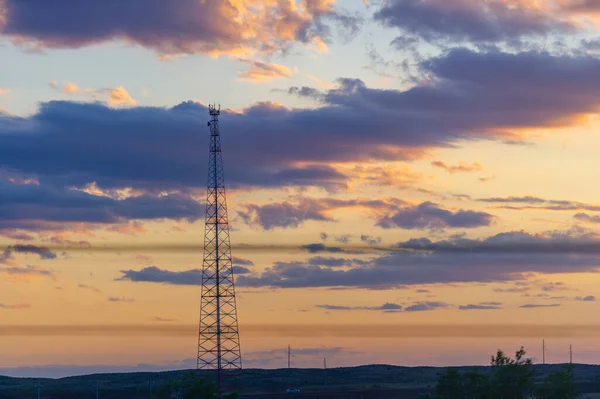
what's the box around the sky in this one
[3,0,600,378]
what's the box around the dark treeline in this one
[421,347,578,399]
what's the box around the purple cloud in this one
[1,49,600,199]
[376,201,494,230]
[0,0,350,56]
[374,0,572,43]
[316,302,403,312]
[459,302,502,310]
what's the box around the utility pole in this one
[324,358,327,387]
[570,344,573,364]
[37,385,41,399]
[288,345,291,369]
[95,381,99,399]
[542,340,545,365]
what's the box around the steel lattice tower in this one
[197,104,242,396]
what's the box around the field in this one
[2,364,600,398]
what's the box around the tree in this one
[535,365,579,399]
[489,347,534,399]
[154,372,218,399]
[432,347,534,399]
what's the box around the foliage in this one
[535,365,578,399]
[489,347,534,399]
[428,347,579,399]
[155,372,218,399]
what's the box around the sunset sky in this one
[3,0,600,378]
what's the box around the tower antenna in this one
[197,104,242,398]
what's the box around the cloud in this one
[49,82,137,106]
[373,0,573,44]
[575,295,596,302]
[0,303,30,310]
[573,213,600,223]
[519,303,561,308]
[2,48,600,196]
[239,197,492,231]
[152,317,177,322]
[2,244,56,260]
[301,243,348,254]
[117,266,203,285]
[431,161,483,174]
[307,256,366,267]
[360,234,382,245]
[103,86,136,106]
[459,302,502,310]
[0,179,203,234]
[316,302,403,312]
[320,232,329,241]
[238,201,333,230]
[0,0,347,57]
[108,297,135,303]
[0,88,9,96]
[106,221,147,236]
[232,257,254,266]
[234,228,600,289]
[237,197,405,230]
[335,234,352,244]
[376,201,494,230]
[77,284,101,293]
[479,196,600,212]
[0,265,56,281]
[404,301,451,312]
[238,60,293,82]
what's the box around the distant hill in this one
[2,364,600,399]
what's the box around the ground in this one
[2,364,600,398]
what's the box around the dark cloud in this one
[395,226,600,253]
[0,0,347,56]
[459,302,502,310]
[373,0,572,44]
[107,297,135,303]
[233,229,600,289]
[0,45,596,218]
[320,232,329,241]
[479,196,600,212]
[360,234,382,245]
[117,264,250,286]
[301,243,359,254]
[316,302,402,312]
[574,213,600,223]
[117,266,203,285]
[376,201,494,230]
[0,180,203,233]
[575,295,596,302]
[238,197,491,231]
[307,256,366,267]
[0,48,599,198]
[519,303,561,308]
[238,202,333,230]
[0,265,56,279]
[404,301,451,312]
[2,244,56,261]
[238,197,405,230]
[335,234,352,244]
